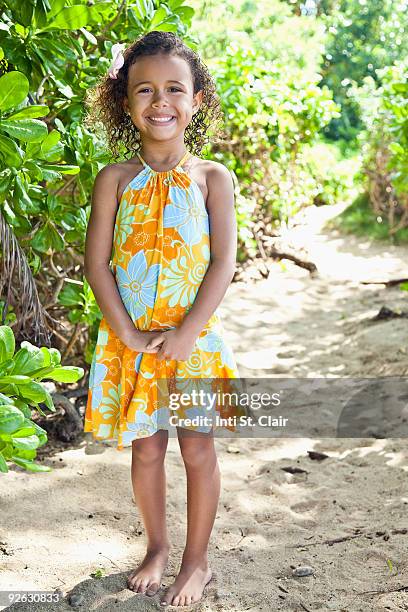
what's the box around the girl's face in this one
[123,53,203,142]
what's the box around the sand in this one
[1,202,408,612]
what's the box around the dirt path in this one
[1,203,408,612]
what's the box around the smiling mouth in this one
[146,116,176,126]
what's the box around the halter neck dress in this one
[84,149,244,450]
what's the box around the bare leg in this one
[160,427,217,607]
[127,429,171,596]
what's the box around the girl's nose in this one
[152,91,170,105]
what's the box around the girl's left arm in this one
[179,162,237,337]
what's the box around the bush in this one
[351,60,408,235]
[0,325,84,473]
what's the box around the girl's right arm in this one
[83,165,163,352]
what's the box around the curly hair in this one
[83,31,226,160]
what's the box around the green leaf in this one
[31,222,65,253]
[59,282,83,307]
[0,451,8,472]
[0,72,29,111]
[11,343,46,376]
[0,374,32,385]
[150,6,168,26]
[0,134,24,168]
[28,419,48,443]
[44,5,91,30]
[11,434,40,451]
[13,399,33,418]
[168,0,187,7]
[0,119,48,142]
[153,21,179,31]
[41,164,80,175]
[0,405,25,434]
[13,175,33,214]
[0,326,15,362]
[45,366,84,383]
[7,105,49,120]
[174,6,194,20]
[12,424,36,437]
[10,456,51,472]
[80,27,97,45]
[40,130,63,159]
[14,380,47,402]
[12,448,37,460]
[132,0,155,20]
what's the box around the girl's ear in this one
[193,89,203,114]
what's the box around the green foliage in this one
[300,141,358,206]
[188,3,352,257]
[318,0,408,142]
[0,0,195,356]
[330,192,408,244]
[349,58,408,238]
[0,325,84,473]
[206,33,340,245]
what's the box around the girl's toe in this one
[137,580,148,593]
[146,581,159,595]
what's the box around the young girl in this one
[83,30,243,607]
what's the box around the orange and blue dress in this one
[84,149,244,450]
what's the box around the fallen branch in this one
[289,527,406,549]
[288,533,364,548]
[357,585,408,596]
[360,277,408,287]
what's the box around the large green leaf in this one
[13,175,33,214]
[40,130,64,160]
[0,119,48,142]
[10,456,51,472]
[11,434,40,451]
[44,365,84,383]
[132,0,155,20]
[151,6,169,26]
[0,375,32,385]
[11,344,46,376]
[31,221,65,252]
[41,164,80,175]
[0,326,15,363]
[14,380,47,403]
[43,5,91,30]
[0,405,25,434]
[0,452,8,473]
[0,134,24,167]
[7,105,49,120]
[0,72,29,111]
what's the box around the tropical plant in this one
[351,59,408,236]
[0,325,84,473]
[0,0,195,360]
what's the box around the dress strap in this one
[136,149,191,173]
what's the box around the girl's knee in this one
[132,432,167,464]
[179,438,216,469]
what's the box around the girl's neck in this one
[138,139,188,167]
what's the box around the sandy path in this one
[1,203,408,611]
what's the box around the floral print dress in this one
[84,149,244,450]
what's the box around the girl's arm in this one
[179,163,237,337]
[84,165,137,344]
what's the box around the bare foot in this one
[160,557,213,607]
[127,547,170,596]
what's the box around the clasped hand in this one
[146,327,198,362]
[123,327,198,362]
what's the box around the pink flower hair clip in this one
[108,43,125,79]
